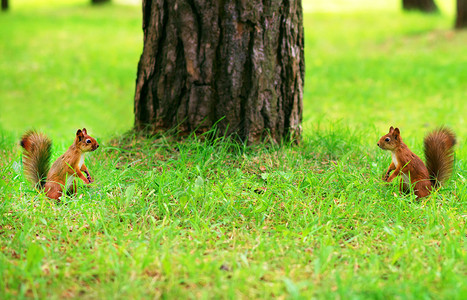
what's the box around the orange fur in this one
[20,128,99,200]
[377,126,456,198]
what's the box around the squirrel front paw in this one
[84,170,93,183]
[382,173,391,182]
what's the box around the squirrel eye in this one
[86,139,91,144]
[385,137,390,142]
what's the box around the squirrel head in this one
[75,128,99,152]
[377,126,402,151]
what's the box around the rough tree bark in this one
[1,0,8,11]
[402,0,438,12]
[455,0,467,29]
[134,0,304,144]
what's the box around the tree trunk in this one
[1,0,8,11]
[402,0,438,12]
[134,0,304,144]
[455,0,467,29]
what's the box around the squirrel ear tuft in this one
[389,126,394,133]
[394,128,400,139]
[76,129,84,141]
[82,128,87,134]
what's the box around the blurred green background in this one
[0,0,465,145]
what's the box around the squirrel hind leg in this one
[414,181,431,198]
[44,182,63,200]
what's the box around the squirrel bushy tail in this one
[424,127,456,188]
[20,131,52,189]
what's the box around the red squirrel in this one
[20,128,99,200]
[377,126,456,198]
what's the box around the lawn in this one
[0,0,466,298]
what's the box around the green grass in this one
[0,0,141,140]
[0,0,466,298]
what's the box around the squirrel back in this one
[20,131,52,189]
[424,127,456,188]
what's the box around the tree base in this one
[134,0,304,145]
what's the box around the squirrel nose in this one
[377,143,380,146]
